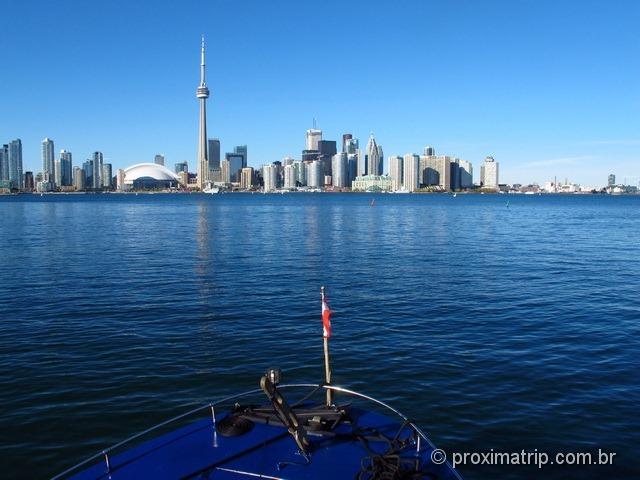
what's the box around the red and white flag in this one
[322,296,332,338]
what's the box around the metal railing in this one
[51,383,460,479]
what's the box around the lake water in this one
[0,193,638,479]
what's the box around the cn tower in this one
[196,35,210,190]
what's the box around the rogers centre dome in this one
[123,163,180,189]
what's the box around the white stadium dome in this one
[123,163,180,185]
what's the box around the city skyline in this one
[1,0,638,185]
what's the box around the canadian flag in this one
[322,296,332,338]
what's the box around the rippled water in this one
[0,193,639,479]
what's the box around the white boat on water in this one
[203,184,220,194]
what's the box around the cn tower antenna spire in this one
[200,34,206,86]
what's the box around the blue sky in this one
[1,0,638,185]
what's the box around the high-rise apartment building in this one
[283,164,296,189]
[458,160,473,188]
[42,138,55,185]
[0,144,8,182]
[240,167,254,190]
[293,160,306,186]
[306,160,323,188]
[263,164,278,192]
[154,154,165,166]
[608,174,616,187]
[73,167,86,191]
[424,146,435,156]
[92,151,103,189]
[482,156,499,189]
[421,155,451,190]
[342,134,352,153]
[24,172,34,192]
[403,154,420,192]
[57,150,72,187]
[102,163,112,188]
[8,139,23,189]
[389,156,403,191]
[220,159,231,183]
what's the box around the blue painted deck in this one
[68,408,460,479]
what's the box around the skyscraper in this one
[306,160,323,188]
[154,154,165,166]
[196,36,210,190]
[208,139,220,168]
[345,137,359,155]
[102,163,113,188]
[225,152,244,182]
[234,145,247,168]
[175,161,188,174]
[240,167,255,190]
[306,129,322,151]
[24,172,34,192]
[366,134,382,176]
[92,151,103,189]
[58,150,72,187]
[263,164,278,192]
[0,144,8,182]
[458,160,473,188]
[403,154,419,192]
[8,139,23,189]
[608,174,616,187]
[42,138,55,185]
[82,160,93,187]
[482,156,499,189]
[389,156,403,191]
[73,167,86,191]
[347,154,357,186]
[331,153,348,188]
[318,140,336,176]
[424,146,435,156]
[283,164,296,189]
[342,134,353,152]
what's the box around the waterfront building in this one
[356,148,366,177]
[403,154,420,192]
[352,175,392,192]
[481,156,499,189]
[389,155,403,191]
[175,161,188,174]
[424,146,435,156]
[283,164,296,189]
[102,163,113,188]
[56,150,73,187]
[8,139,23,189]
[0,144,8,183]
[154,154,165,166]
[116,168,125,191]
[282,156,294,167]
[221,159,231,183]
[608,174,616,187]
[293,160,306,186]
[196,36,210,190]
[73,167,86,191]
[450,158,461,191]
[82,160,93,187]
[331,152,348,188]
[306,128,322,151]
[366,134,382,176]
[263,164,278,192]
[179,171,189,187]
[208,139,220,169]
[42,138,55,186]
[24,172,34,192]
[420,155,451,190]
[240,167,254,190]
[225,153,244,182]
[306,160,323,188]
[234,145,247,168]
[458,160,473,188]
[91,151,103,189]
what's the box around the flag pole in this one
[321,286,332,406]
